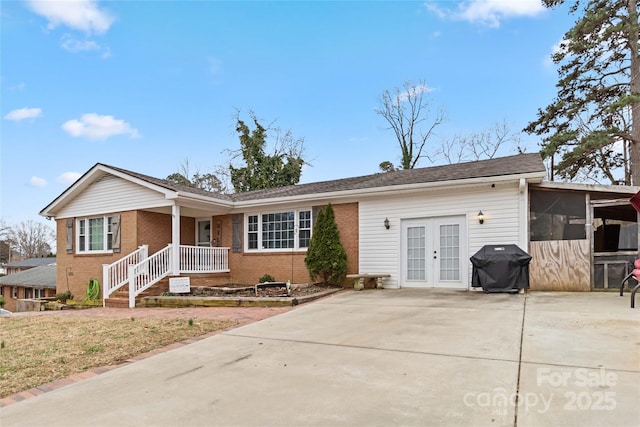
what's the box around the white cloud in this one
[61,35,100,52]
[57,171,82,184]
[398,83,435,102]
[62,113,140,140]
[4,107,43,121]
[426,0,546,28]
[9,82,26,91]
[30,176,48,187]
[26,0,114,35]
[543,40,564,69]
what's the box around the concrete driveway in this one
[1,290,639,427]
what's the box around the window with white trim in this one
[77,216,114,253]
[246,209,312,251]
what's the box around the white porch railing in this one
[115,244,231,308]
[128,244,173,308]
[102,245,148,304]
[180,245,230,273]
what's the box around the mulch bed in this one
[188,284,336,298]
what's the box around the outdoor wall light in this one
[477,211,485,225]
[384,218,390,230]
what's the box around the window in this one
[77,216,114,253]
[12,287,18,299]
[24,288,33,299]
[246,209,312,251]
[34,288,45,298]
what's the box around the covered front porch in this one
[103,203,232,307]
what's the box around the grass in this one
[0,315,235,398]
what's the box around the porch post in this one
[172,204,181,275]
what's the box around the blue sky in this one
[1,0,574,228]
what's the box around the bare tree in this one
[0,219,13,264]
[9,220,55,259]
[436,120,523,164]
[375,80,446,170]
[166,158,228,193]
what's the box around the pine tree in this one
[304,204,347,285]
[525,0,639,185]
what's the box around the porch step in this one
[104,297,130,308]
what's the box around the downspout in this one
[172,204,181,275]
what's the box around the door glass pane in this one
[407,226,425,280]
[439,224,460,281]
[198,221,211,246]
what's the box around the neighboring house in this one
[39,153,640,308]
[0,265,57,312]
[5,257,56,275]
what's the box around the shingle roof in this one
[0,265,56,288]
[6,257,57,268]
[232,153,546,201]
[101,153,545,203]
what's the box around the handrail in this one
[128,244,172,308]
[116,244,231,308]
[179,245,230,273]
[102,245,148,304]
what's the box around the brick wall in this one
[221,202,359,286]
[54,202,360,298]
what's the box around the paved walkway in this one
[1,290,639,426]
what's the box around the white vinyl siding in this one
[57,174,171,218]
[359,182,523,288]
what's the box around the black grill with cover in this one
[470,244,532,293]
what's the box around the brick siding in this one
[56,202,359,298]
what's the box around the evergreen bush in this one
[304,203,347,285]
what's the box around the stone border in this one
[138,288,341,308]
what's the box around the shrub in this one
[0,295,5,308]
[304,203,347,285]
[55,291,73,303]
[259,274,276,283]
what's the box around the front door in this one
[401,216,466,288]
[196,219,211,247]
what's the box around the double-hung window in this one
[77,216,114,253]
[246,209,312,251]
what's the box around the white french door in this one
[401,216,466,288]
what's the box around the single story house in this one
[5,257,56,275]
[0,265,57,312]
[39,153,640,307]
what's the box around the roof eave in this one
[232,171,547,208]
[532,181,640,194]
[40,164,180,218]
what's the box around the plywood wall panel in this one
[529,240,590,291]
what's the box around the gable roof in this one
[6,257,56,268]
[104,165,233,201]
[41,153,546,217]
[0,265,57,288]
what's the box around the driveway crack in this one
[513,293,528,427]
